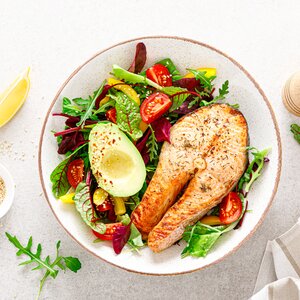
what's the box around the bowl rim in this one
[38,35,282,276]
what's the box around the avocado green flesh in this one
[89,123,146,197]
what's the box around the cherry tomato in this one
[96,198,113,212]
[106,108,117,123]
[146,64,172,87]
[67,159,84,188]
[219,192,243,224]
[92,222,123,240]
[140,92,172,124]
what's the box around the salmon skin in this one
[131,104,248,252]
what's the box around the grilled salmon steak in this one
[131,104,248,252]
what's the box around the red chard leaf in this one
[152,118,172,143]
[173,78,202,92]
[136,129,151,152]
[135,129,151,164]
[112,225,131,254]
[58,131,85,154]
[128,43,147,74]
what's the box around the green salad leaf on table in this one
[291,123,300,144]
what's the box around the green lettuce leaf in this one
[238,147,270,193]
[155,58,182,81]
[74,182,106,234]
[112,64,161,90]
[110,92,143,141]
[50,157,71,198]
[181,232,221,258]
[127,223,144,250]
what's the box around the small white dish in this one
[0,162,15,218]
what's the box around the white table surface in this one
[0,1,300,299]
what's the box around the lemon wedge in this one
[0,67,31,128]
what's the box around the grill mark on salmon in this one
[131,104,248,251]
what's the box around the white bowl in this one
[0,162,15,218]
[39,36,282,275]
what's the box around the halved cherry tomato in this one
[92,222,123,240]
[146,64,172,87]
[67,159,84,188]
[106,108,117,123]
[219,192,243,224]
[96,198,113,212]
[140,92,172,124]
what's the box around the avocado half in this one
[89,123,146,197]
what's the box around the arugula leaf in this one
[72,97,92,106]
[291,123,300,144]
[92,98,115,115]
[198,80,230,107]
[50,157,71,198]
[110,92,143,141]
[127,223,144,252]
[127,193,141,211]
[146,164,157,173]
[146,125,158,162]
[227,103,240,109]
[156,58,182,81]
[186,69,216,91]
[62,97,83,116]
[213,80,229,102]
[5,233,81,299]
[74,182,106,234]
[238,147,270,193]
[77,82,105,126]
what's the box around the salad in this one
[50,43,269,257]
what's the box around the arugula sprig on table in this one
[6,233,81,299]
[291,123,300,144]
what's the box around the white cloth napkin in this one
[251,218,300,300]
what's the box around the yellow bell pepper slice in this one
[112,197,127,215]
[139,120,148,133]
[184,68,216,79]
[107,78,140,105]
[93,188,108,206]
[59,193,75,204]
[99,96,111,107]
[200,215,223,226]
